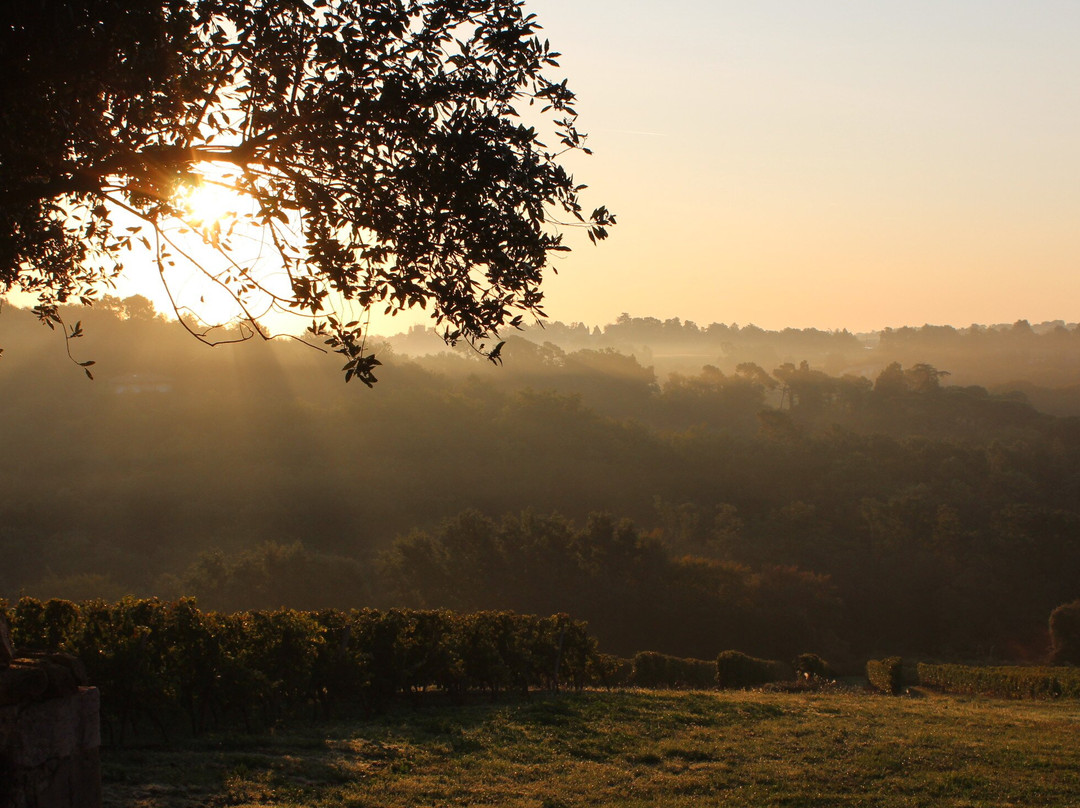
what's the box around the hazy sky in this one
[23,1,1079,336]
[527,0,1080,332]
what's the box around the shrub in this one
[793,652,834,681]
[1049,600,1080,665]
[6,598,604,740]
[589,655,632,689]
[917,663,1080,699]
[630,651,716,690]
[866,657,904,694]
[715,650,784,689]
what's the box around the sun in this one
[157,165,293,329]
[177,174,244,231]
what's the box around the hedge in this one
[1049,600,1080,665]
[1,598,601,741]
[715,650,785,689]
[629,651,716,690]
[588,654,632,689]
[793,653,834,680]
[866,657,904,694]
[917,663,1080,700]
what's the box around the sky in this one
[522,0,1080,332]
[22,1,1079,336]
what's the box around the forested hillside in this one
[3,300,1079,663]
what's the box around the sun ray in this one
[160,164,296,330]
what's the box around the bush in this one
[629,651,716,690]
[793,652,834,681]
[715,650,784,689]
[1049,600,1080,665]
[590,654,632,689]
[917,663,1080,699]
[6,598,605,740]
[866,657,904,694]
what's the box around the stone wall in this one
[0,619,102,808]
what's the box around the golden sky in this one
[24,1,1080,336]
[530,0,1080,332]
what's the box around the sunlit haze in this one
[82,1,1080,333]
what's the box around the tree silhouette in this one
[0,0,612,384]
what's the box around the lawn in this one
[102,688,1080,807]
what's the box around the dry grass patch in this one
[102,689,1080,807]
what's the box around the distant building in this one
[111,374,173,394]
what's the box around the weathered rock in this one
[42,655,88,689]
[0,642,103,806]
[0,666,49,708]
[0,655,87,707]
[40,663,78,701]
[0,619,12,669]
[0,687,101,808]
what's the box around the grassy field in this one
[102,687,1080,807]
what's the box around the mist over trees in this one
[2,300,1080,663]
[388,313,1080,417]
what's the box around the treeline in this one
[378,511,838,660]
[3,597,599,741]
[2,300,1080,661]
[876,321,1080,391]
[388,314,865,378]
[389,314,1080,398]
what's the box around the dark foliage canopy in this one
[0,0,611,383]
